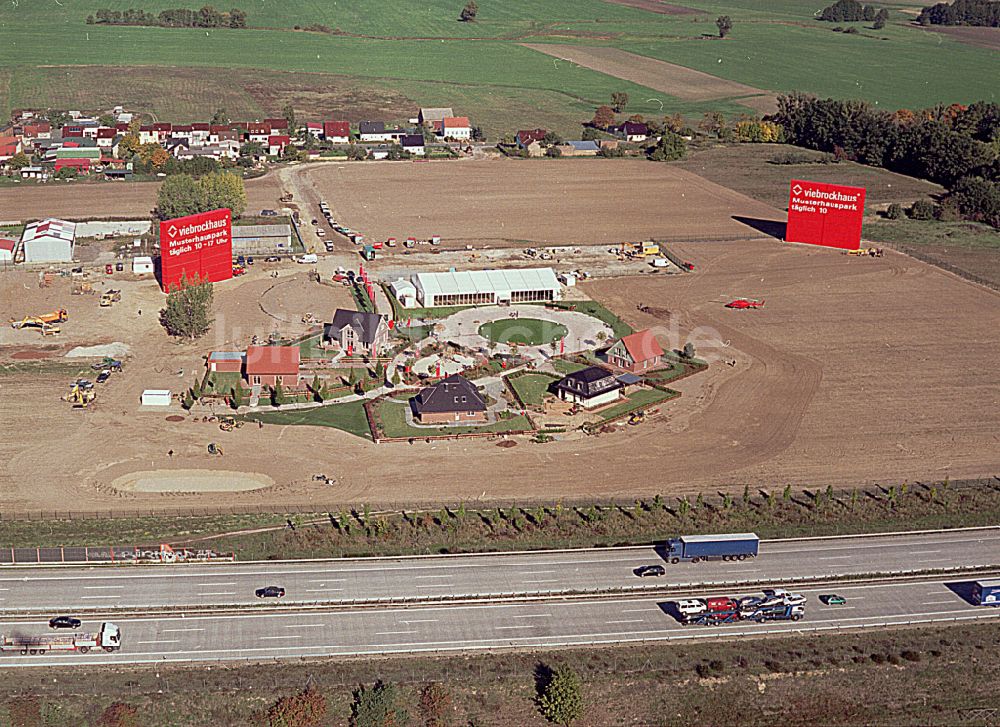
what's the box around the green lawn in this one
[596,387,677,421]
[478,318,568,346]
[376,399,533,438]
[241,401,371,439]
[203,371,242,395]
[550,358,589,375]
[508,372,559,406]
[297,333,329,359]
[642,361,688,384]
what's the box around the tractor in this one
[725,299,765,309]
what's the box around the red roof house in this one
[323,121,351,141]
[606,329,664,372]
[265,118,289,130]
[245,346,300,388]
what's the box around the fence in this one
[881,241,1000,294]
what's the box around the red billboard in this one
[159,208,233,292]
[786,180,866,250]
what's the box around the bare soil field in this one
[922,25,1000,51]
[523,44,775,111]
[1,237,998,514]
[600,0,704,14]
[308,158,784,246]
[0,174,282,222]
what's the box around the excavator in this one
[99,290,121,307]
[62,381,96,408]
[10,309,68,336]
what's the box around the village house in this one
[244,345,301,389]
[440,116,471,140]
[611,121,649,143]
[267,134,291,156]
[305,122,323,138]
[516,128,547,157]
[605,329,664,372]
[246,122,271,145]
[554,366,623,409]
[401,134,426,156]
[410,374,488,425]
[323,121,351,143]
[557,140,600,157]
[418,107,453,126]
[358,121,396,143]
[323,309,391,356]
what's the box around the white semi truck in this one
[0,622,121,656]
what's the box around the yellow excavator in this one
[62,382,96,408]
[100,290,121,307]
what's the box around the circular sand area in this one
[111,469,274,493]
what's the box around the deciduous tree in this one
[459,0,478,21]
[648,130,687,161]
[160,274,214,338]
[591,105,615,130]
[716,15,733,37]
[351,681,406,727]
[610,91,629,113]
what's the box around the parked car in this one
[265,256,280,262]
[96,370,111,384]
[316,228,325,236]
[260,209,277,216]
[634,564,666,578]
[311,219,319,225]
[49,616,82,629]
[821,594,847,606]
[255,586,286,598]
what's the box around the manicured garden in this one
[241,400,371,439]
[507,372,560,407]
[374,399,532,438]
[596,387,677,421]
[478,318,568,346]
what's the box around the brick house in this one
[244,345,300,388]
[554,366,623,409]
[410,374,487,425]
[605,329,664,372]
[207,351,244,373]
[323,309,391,356]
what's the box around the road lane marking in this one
[307,579,346,583]
[161,628,205,633]
[523,579,559,584]
[512,614,551,619]
[414,584,453,588]
[197,592,237,596]
[80,595,120,599]
[518,570,557,575]
[622,608,659,613]
[284,624,325,628]
[197,582,237,586]
[607,619,644,624]
[413,575,453,579]
[909,551,941,555]
[83,585,125,589]
[917,558,952,563]
[495,625,535,630]
[922,599,956,605]
[401,619,439,624]
[816,556,852,560]
[305,588,344,593]
[260,635,300,640]
[375,630,418,635]
[136,640,180,644]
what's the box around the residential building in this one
[246,122,271,144]
[516,128,546,157]
[95,128,117,148]
[554,366,623,409]
[244,345,301,388]
[207,351,244,373]
[612,121,649,142]
[409,267,561,308]
[323,309,391,356]
[265,118,289,132]
[411,374,487,424]
[557,140,600,157]
[440,116,471,140]
[267,134,291,156]
[305,122,323,138]
[401,134,425,156]
[605,329,664,372]
[323,121,351,143]
[358,121,394,143]
[21,218,76,263]
[0,238,15,263]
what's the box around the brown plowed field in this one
[1,238,998,513]
[0,174,282,221]
[523,44,776,112]
[601,0,704,15]
[308,159,784,246]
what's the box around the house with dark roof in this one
[401,134,425,156]
[554,366,623,408]
[410,374,487,425]
[359,121,393,142]
[244,345,301,388]
[605,329,664,372]
[611,121,649,142]
[323,309,391,356]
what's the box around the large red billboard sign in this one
[159,208,233,292]
[786,180,866,250]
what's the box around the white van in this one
[676,599,706,616]
[297,253,318,264]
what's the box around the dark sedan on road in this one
[634,565,666,578]
[821,594,847,605]
[255,586,286,598]
[49,616,82,629]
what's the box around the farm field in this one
[308,158,784,246]
[1,236,999,513]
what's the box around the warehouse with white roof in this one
[21,218,76,263]
[409,267,561,308]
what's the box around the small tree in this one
[545,145,562,158]
[375,360,386,383]
[7,152,30,171]
[160,274,214,339]
[542,130,564,146]
[591,105,615,130]
[885,202,903,219]
[352,681,406,727]
[261,686,327,727]
[459,0,478,21]
[783,484,792,502]
[695,492,704,509]
[678,496,691,518]
[681,342,696,359]
[873,8,888,28]
[649,131,687,162]
[55,166,79,180]
[271,380,286,407]
[231,381,248,410]
[418,683,453,727]
[716,15,733,38]
[909,199,936,220]
[537,664,584,726]
[742,484,751,507]
[610,91,629,113]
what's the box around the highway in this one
[1,576,996,666]
[0,529,998,612]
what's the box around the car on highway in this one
[634,564,666,578]
[49,616,82,629]
[255,586,286,598]
[821,594,847,605]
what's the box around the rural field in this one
[1,232,998,514]
[1,0,998,133]
[309,158,783,246]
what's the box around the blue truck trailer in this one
[664,533,760,564]
[973,579,1000,606]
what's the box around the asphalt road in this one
[2,529,999,612]
[1,576,996,667]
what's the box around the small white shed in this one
[132,256,154,274]
[141,389,172,407]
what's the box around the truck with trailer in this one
[973,579,1000,606]
[664,533,759,564]
[0,622,121,655]
[678,592,805,626]
[746,603,804,623]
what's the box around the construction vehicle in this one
[279,193,293,203]
[90,358,122,372]
[301,313,318,324]
[72,282,95,295]
[725,299,765,309]
[218,416,245,432]
[846,247,884,257]
[207,442,224,456]
[99,289,121,307]
[1,622,121,655]
[664,533,759,564]
[628,411,646,426]
[11,309,68,329]
[386,237,397,247]
[62,383,96,408]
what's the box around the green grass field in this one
[508,372,560,406]
[596,387,677,421]
[1,0,995,133]
[478,318,568,346]
[376,399,533,437]
[242,400,371,439]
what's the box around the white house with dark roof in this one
[410,374,487,424]
[554,366,623,408]
[323,309,391,356]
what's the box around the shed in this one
[141,390,172,407]
[0,238,15,263]
[21,218,76,263]
[132,256,154,275]
[207,351,244,373]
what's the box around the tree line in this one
[87,6,248,29]
[916,0,1000,26]
[818,0,887,23]
[773,93,1000,228]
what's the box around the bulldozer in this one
[62,383,96,408]
[218,416,245,432]
[99,289,121,307]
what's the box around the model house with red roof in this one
[606,329,664,372]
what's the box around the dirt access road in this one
[1,238,997,514]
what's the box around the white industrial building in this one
[408,267,561,308]
[21,218,76,263]
[232,224,292,254]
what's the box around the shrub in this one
[537,664,584,725]
[260,686,327,727]
[352,681,406,727]
[909,199,937,220]
[885,203,903,219]
[901,650,922,662]
[418,683,453,727]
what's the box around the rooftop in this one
[413,267,559,297]
[245,345,300,375]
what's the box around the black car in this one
[96,371,111,384]
[49,616,82,629]
[255,586,286,598]
[634,565,666,578]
